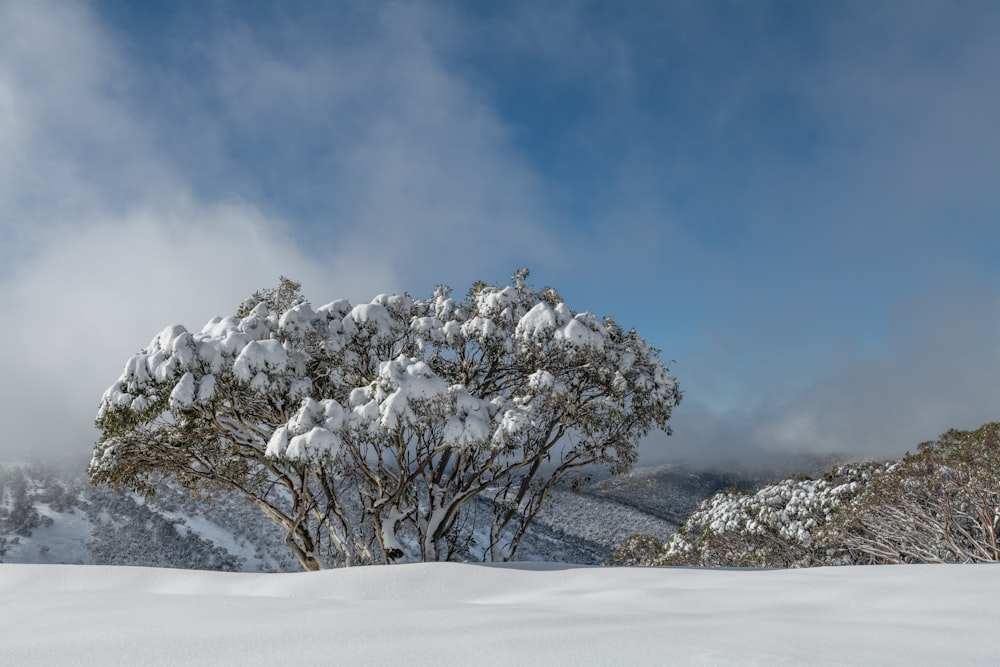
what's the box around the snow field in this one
[1,561,996,666]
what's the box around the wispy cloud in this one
[143,1,561,287]
[622,2,1000,466]
[0,1,561,461]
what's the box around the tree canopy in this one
[91,271,681,569]
[833,422,1000,564]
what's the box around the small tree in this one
[832,423,1000,564]
[91,271,681,569]
[612,422,1000,569]
[611,533,664,566]
[652,464,881,568]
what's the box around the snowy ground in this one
[2,562,996,666]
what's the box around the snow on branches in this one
[653,464,882,568]
[615,422,1000,569]
[832,423,1000,564]
[92,272,681,569]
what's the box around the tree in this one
[641,463,881,568]
[611,533,664,566]
[91,271,681,569]
[831,423,1000,564]
[611,423,1000,570]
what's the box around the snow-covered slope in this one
[3,463,756,569]
[1,561,996,666]
[0,464,297,571]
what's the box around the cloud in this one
[754,283,1000,459]
[133,1,562,289]
[0,199,396,463]
[0,3,325,461]
[647,281,1000,469]
[623,2,1000,469]
[0,1,563,462]
[0,1,179,237]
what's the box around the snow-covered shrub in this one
[651,464,882,568]
[832,422,1000,564]
[92,271,681,569]
[611,533,664,566]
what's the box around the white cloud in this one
[0,200,391,461]
[654,283,1000,468]
[0,0,180,236]
[178,1,561,288]
[0,1,561,461]
[754,285,1000,460]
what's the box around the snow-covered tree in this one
[91,271,681,569]
[650,463,882,568]
[831,423,1000,564]
[610,533,665,566]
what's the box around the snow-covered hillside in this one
[2,561,997,666]
[0,464,297,571]
[2,463,764,569]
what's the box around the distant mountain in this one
[0,460,817,570]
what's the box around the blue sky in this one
[2,0,999,467]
